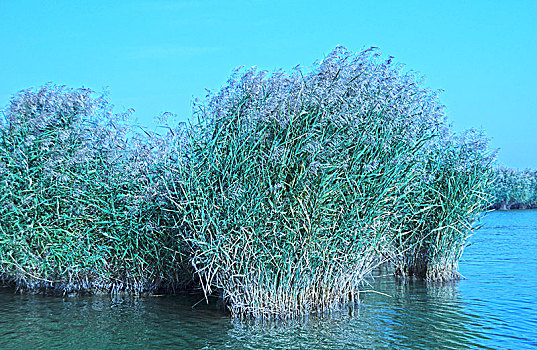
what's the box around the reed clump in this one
[391,129,495,280]
[0,85,187,294]
[167,47,495,317]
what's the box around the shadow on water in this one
[1,210,536,349]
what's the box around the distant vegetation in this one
[0,47,495,318]
[490,168,537,210]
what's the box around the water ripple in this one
[1,210,536,349]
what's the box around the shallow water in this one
[1,210,536,349]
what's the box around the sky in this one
[1,1,536,168]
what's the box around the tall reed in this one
[166,47,495,317]
[0,85,187,294]
[390,129,495,280]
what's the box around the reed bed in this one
[0,85,187,294]
[166,47,495,317]
[0,47,495,317]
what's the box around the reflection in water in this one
[1,210,536,349]
[223,280,493,350]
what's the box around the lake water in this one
[1,210,536,349]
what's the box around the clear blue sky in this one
[1,1,536,168]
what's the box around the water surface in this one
[1,210,536,349]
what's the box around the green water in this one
[1,210,536,349]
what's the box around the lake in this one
[1,210,536,349]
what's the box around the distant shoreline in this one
[489,204,537,211]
